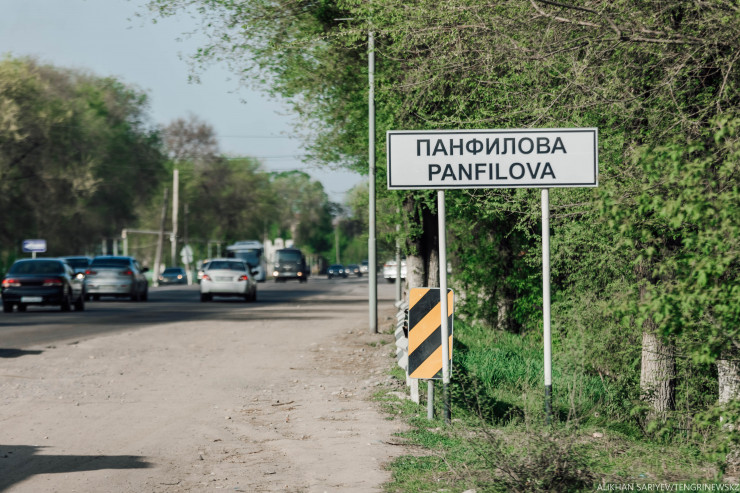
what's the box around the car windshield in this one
[9,260,64,275]
[207,261,245,271]
[163,268,183,274]
[64,258,89,269]
[91,258,131,268]
[277,251,302,262]
[231,251,259,266]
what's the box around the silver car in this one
[85,256,149,301]
[200,259,257,302]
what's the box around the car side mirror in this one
[142,267,149,273]
[251,268,259,276]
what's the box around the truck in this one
[272,248,309,283]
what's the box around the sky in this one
[0,0,365,203]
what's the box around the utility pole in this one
[171,168,179,267]
[368,29,378,334]
[153,188,169,287]
[334,218,341,264]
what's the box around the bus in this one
[225,240,266,282]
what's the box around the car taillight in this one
[42,278,63,286]
[2,278,21,287]
[202,274,211,281]
[85,269,96,275]
[238,275,249,282]
[120,269,134,276]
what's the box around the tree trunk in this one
[636,260,676,417]
[640,329,676,416]
[718,345,740,473]
[496,294,514,332]
[403,194,439,291]
[718,345,740,405]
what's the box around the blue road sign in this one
[22,239,47,253]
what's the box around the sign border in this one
[387,128,598,190]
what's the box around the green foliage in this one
[0,56,167,257]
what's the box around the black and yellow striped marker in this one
[408,287,454,379]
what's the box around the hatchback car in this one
[2,258,85,312]
[85,256,149,301]
[159,266,188,285]
[200,259,257,302]
[327,264,347,279]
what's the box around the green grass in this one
[379,320,724,492]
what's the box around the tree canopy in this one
[0,56,167,263]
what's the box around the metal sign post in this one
[438,190,452,423]
[542,189,552,424]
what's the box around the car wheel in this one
[141,287,148,301]
[74,294,85,311]
[60,291,72,312]
[200,293,211,302]
[3,302,12,313]
[17,304,26,312]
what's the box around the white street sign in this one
[387,128,598,189]
[180,245,194,264]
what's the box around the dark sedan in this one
[158,266,188,285]
[327,264,347,279]
[2,258,85,312]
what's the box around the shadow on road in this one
[0,348,43,358]
[0,445,151,491]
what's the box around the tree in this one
[0,56,166,261]
[271,171,336,254]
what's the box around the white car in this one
[383,260,407,283]
[200,259,257,302]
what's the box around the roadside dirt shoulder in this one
[0,284,407,492]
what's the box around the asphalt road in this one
[0,275,379,350]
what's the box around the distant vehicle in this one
[226,241,266,282]
[272,248,309,283]
[327,264,347,279]
[158,266,187,285]
[60,256,91,276]
[2,258,85,312]
[196,260,211,283]
[200,258,257,302]
[359,260,369,274]
[346,264,361,277]
[85,256,149,301]
[60,256,92,297]
[383,259,407,283]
